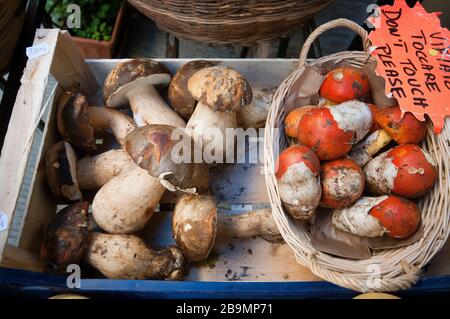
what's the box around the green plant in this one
[46,0,122,41]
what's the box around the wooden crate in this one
[0,29,449,297]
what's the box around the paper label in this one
[368,0,450,133]
[26,43,50,60]
[0,211,8,233]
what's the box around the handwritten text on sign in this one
[368,0,450,133]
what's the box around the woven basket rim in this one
[263,19,450,292]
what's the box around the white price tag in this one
[0,211,8,233]
[26,43,50,60]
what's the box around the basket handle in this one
[298,18,371,67]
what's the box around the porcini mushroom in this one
[57,89,136,153]
[85,232,185,280]
[348,105,427,166]
[40,202,90,273]
[297,101,372,160]
[172,193,280,263]
[275,145,321,220]
[168,60,215,120]
[332,195,421,239]
[45,141,82,201]
[186,66,252,160]
[320,157,364,209]
[364,144,438,198]
[45,142,137,200]
[92,125,196,234]
[103,58,185,128]
[319,66,370,104]
[237,87,277,129]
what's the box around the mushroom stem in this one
[86,107,136,146]
[128,85,186,128]
[77,149,136,190]
[92,167,166,233]
[186,101,237,160]
[348,129,392,166]
[85,232,185,280]
[217,208,279,238]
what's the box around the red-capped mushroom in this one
[364,144,438,198]
[319,66,370,104]
[320,157,364,209]
[275,145,321,220]
[297,101,372,160]
[375,105,427,144]
[332,195,421,239]
[284,105,317,138]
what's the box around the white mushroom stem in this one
[92,167,166,234]
[77,149,136,190]
[87,107,136,146]
[128,85,186,128]
[217,209,279,238]
[186,101,237,160]
[85,233,184,280]
[332,196,388,238]
[348,129,392,166]
[237,87,276,129]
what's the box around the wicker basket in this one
[264,19,450,292]
[127,0,335,45]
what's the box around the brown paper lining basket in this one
[264,19,450,292]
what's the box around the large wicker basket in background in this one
[264,19,450,292]
[127,0,335,45]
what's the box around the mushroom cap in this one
[40,201,90,274]
[275,145,320,179]
[284,105,317,138]
[124,124,196,191]
[297,106,354,160]
[320,157,364,209]
[57,89,96,153]
[103,58,171,108]
[375,105,427,144]
[369,195,420,239]
[45,141,82,201]
[187,66,252,112]
[168,60,215,120]
[389,144,437,198]
[319,66,370,103]
[173,194,217,263]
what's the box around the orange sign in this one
[368,0,450,133]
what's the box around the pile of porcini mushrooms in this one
[280,66,437,240]
[41,59,279,280]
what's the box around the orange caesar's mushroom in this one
[85,233,185,280]
[275,145,321,220]
[320,157,364,209]
[92,125,196,234]
[332,195,421,239]
[45,141,136,200]
[168,60,215,120]
[103,58,185,128]
[297,101,372,160]
[284,105,317,138]
[186,66,252,160]
[57,89,136,153]
[364,144,437,198]
[172,194,279,263]
[40,202,90,273]
[319,66,370,104]
[349,105,427,166]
